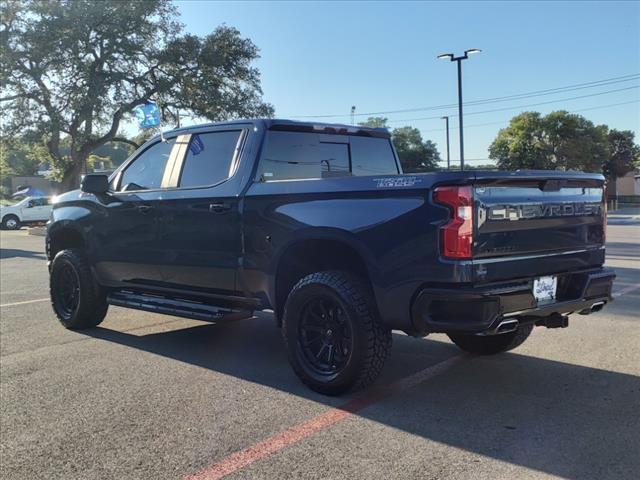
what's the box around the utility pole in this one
[441,116,450,170]
[437,49,482,171]
[350,106,356,125]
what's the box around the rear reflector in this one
[434,185,474,259]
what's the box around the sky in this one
[172,0,640,167]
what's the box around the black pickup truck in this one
[47,119,615,394]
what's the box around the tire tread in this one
[282,271,392,395]
[50,248,108,329]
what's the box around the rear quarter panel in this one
[241,172,475,330]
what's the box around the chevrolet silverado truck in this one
[47,119,615,395]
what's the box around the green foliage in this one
[489,111,637,178]
[86,154,112,171]
[0,0,273,189]
[0,185,11,202]
[358,117,389,128]
[391,126,440,173]
[603,129,640,179]
[359,117,440,172]
[0,138,49,177]
[91,142,132,168]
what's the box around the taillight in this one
[434,185,474,259]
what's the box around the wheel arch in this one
[2,212,20,223]
[47,223,86,261]
[271,229,378,325]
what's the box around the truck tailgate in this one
[472,172,606,282]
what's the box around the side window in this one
[350,137,399,176]
[257,131,350,181]
[119,139,175,191]
[179,131,242,188]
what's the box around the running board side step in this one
[107,290,253,323]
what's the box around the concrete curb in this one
[27,227,46,236]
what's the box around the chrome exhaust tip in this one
[579,301,606,315]
[477,318,519,336]
[495,319,519,334]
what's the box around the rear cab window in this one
[256,130,399,181]
[178,130,243,188]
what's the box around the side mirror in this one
[81,174,109,195]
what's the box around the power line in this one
[286,73,640,119]
[432,99,640,165]
[386,85,639,123]
[418,99,640,133]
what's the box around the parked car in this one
[1,196,52,230]
[46,119,615,395]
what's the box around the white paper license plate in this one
[533,276,557,303]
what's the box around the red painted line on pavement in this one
[612,282,640,298]
[185,280,640,479]
[185,354,466,480]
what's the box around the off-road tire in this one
[50,249,108,329]
[448,323,534,355]
[2,215,20,230]
[282,271,392,395]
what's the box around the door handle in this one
[209,202,231,213]
[137,205,154,214]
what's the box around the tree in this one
[359,117,440,172]
[489,111,610,173]
[603,129,640,179]
[358,117,389,128]
[0,138,47,177]
[0,0,273,191]
[391,126,440,173]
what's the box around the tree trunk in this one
[59,158,85,193]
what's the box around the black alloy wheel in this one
[52,263,81,320]
[282,271,392,395]
[298,296,354,375]
[49,249,108,329]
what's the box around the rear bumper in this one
[410,267,615,335]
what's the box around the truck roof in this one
[167,118,391,139]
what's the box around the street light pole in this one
[456,59,464,170]
[350,105,356,125]
[437,48,481,171]
[441,116,450,170]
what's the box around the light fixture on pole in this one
[437,48,482,171]
[441,116,450,170]
[350,105,356,125]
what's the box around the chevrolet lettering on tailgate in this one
[487,202,602,221]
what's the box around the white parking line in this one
[0,298,49,308]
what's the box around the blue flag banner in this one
[134,103,161,129]
[189,134,205,155]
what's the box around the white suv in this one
[0,197,52,230]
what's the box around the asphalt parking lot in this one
[1,218,639,480]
